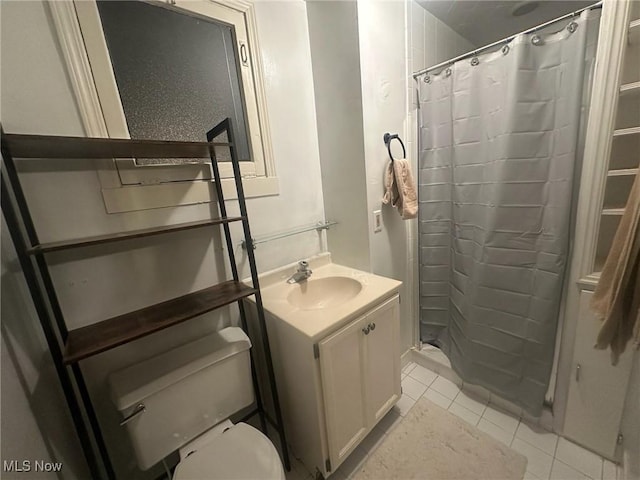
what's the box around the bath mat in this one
[352,398,527,480]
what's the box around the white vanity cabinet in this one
[319,296,401,470]
[252,292,401,478]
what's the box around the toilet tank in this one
[109,327,254,470]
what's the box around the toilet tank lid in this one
[109,327,251,411]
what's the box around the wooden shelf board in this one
[607,167,639,177]
[63,281,257,364]
[27,217,244,255]
[620,81,640,97]
[3,133,230,159]
[613,126,640,136]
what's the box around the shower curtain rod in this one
[412,1,602,78]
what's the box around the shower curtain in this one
[418,10,598,415]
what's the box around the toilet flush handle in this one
[120,403,146,426]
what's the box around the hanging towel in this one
[382,159,417,220]
[591,173,640,365]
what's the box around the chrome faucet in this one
[287,261,312,284]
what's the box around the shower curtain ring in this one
[531,35,543,46]
[567,21,578,33]
[470,57,479,66]
[445,67,452,77]
[501,45,510,55]
[424,75,431,84]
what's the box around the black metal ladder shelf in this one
[1,118,290,478]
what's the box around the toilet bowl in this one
[174,420,284,480]
[108,327,285,478]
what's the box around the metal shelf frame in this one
[0,118,290,478]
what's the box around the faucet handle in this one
[298,260,310,272]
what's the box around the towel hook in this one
[383,133,406,162]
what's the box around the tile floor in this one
[282,362,620,480]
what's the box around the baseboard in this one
[401,348,414,369]
[409,346,557,432]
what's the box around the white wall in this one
[307,1,370,272]
[1,221,89,480]
[1,3,90,478]
[356,1,412,352]
[1,1,324,478]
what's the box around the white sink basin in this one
[287,276,363,311]
[246,254,402,340]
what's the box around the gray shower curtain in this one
[418,10,599,415]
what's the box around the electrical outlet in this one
[373,210,382,233]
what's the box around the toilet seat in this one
[173,423,285,480]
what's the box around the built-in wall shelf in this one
[2,133,228,159]
[563,1,638,460]
[602,208,626,216]
[633,0,640,21]
[594,9,640,280]
[613,126,640,136]
[607,167,638,177]
[620,81,640,97]
[26,217,244,255]
[63,281,258,364]
[629,19,640,45]
[594,259,606,276]
[610,133,640,170]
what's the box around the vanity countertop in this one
[246,253,402,341]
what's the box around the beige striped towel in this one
[382,159,417,220]
[591,173,640,364]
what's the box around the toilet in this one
[108,327,285,479]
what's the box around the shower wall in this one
[406,1,475,348]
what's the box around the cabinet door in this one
[563,291,633,458]
[319,314,368,469]
[364,295,401,424]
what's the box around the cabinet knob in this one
[369,322,376,331]
[362,326,370,335]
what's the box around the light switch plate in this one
[373,210,382,233]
